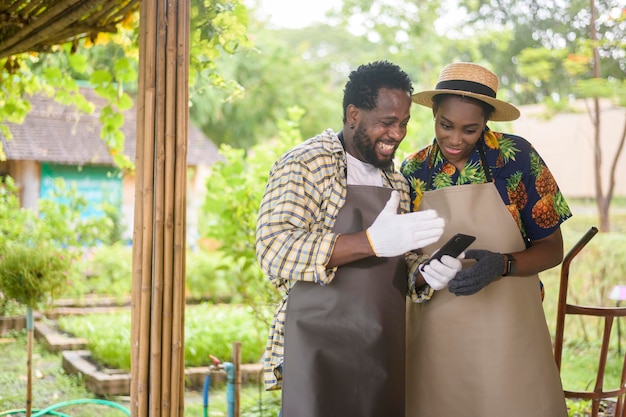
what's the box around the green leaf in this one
[115,92,134,111]
[113,57,137,83]
[68,53,89,73]
[90,70,113,87]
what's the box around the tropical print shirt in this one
[400,128,572,244]
[256,129,429,391]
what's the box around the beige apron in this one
[406,182,567,417]
[282,185,407,417]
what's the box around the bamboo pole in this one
[130,0,148,411]
[159,1,179,414]
[172,2,190,414]
[132,0,157,416]
[148,0,168,414]
[132,1,190,416]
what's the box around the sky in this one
[245,0,465,34]
[245,0,340,29]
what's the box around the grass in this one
[0,331,129,417]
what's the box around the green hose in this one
[0,411,67,417]
[0,398,130,417]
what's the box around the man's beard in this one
[353,124,394,169]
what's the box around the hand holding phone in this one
[423,233,476,266]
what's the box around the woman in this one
[402,62,571,417]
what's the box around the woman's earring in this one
[350,124,355,129]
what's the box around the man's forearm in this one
[327,232,375,268]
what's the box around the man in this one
[255,61,462,417]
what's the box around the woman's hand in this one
[447,249,504,296]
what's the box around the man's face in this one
[349,88,411,169]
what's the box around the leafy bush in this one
[0,298,26,316]
[184,303,270,366]
[57,303,269,370]
[186,249,236,302]
[0,176,120,312]
[0,177,35,248]
[36,178,116,248]
[67,243,133,300]
[199,107,305,311]
[0,243,76,310]
[61,246,237,303]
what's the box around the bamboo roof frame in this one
[0,0,139,60]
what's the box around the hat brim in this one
[412,90,520,122]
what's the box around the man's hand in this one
[420,254,464,290]
[366,191,444,257]
[448,249,505,296]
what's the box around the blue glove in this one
[447,249,504,296]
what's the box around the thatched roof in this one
[0,0,139,60]
[0,87,222,167]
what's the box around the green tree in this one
[459,0,626,104]
[189,28,340,148]
[1,0,251,170]
[458,0,626,231]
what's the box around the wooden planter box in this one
[0,315,27,335]
[62,350,263,396]
[34,317,263,396]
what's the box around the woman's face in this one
[433,95,487,170]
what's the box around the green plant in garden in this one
[69,242,133,301]
[0,176,117,309]
[0,177,36,249]
[38,179,115,248]
[186,249,236,302]
[57,245,239,303]
[0,243,74,310]
[200,106,305,312]
[57,304,270,370]
[566,398,592,417]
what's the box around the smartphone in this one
[423,233,476,265]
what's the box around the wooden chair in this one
[554,226,626,416]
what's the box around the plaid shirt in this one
[255,129,431,390]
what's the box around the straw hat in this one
[412,62,520,121]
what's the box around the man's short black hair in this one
[342,61,413,124]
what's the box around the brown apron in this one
[282,185,407,417]
[406,182,567,417]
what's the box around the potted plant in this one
[0,242,74,417]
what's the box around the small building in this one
[0,87,221,243]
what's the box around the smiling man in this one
[255,61,463,417]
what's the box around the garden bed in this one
[35,320,88,352]
[0,315,26,335]
[0,312,44,335]
[61,350,263,396]
[33,308,264,396]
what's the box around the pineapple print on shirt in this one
[401,128,572,243]
[530,151,570,229]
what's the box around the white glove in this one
[420,254,464,290]
[366,191,445,257]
